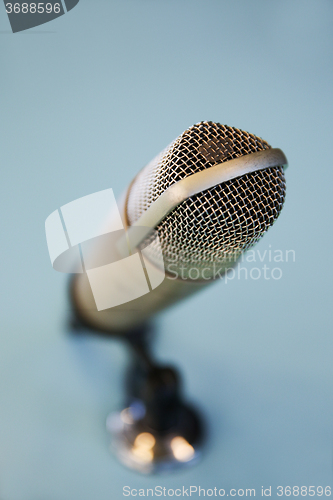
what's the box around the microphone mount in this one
[69,289,203,474]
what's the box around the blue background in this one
[0,1,332,498]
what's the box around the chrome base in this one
[107,399,202,474]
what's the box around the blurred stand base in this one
[68,282,204,474]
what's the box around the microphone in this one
[67,121,288,472]
[71,121,287,334]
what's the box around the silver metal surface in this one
[106,404,202,474]
[125,148,287,253]
[126,122,287,279]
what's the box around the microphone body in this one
[71,194,212,332]
[71,122,287,333]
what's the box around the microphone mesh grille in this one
[126,122,286,277]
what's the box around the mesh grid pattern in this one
[127,122,286,278]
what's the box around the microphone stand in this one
[69,284,203,474]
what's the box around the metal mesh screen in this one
[126,122,286,279]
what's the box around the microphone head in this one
[126,121,286,279]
